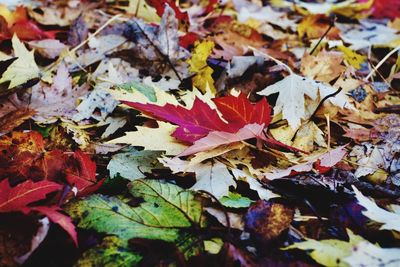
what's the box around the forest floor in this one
[0,0,400,266]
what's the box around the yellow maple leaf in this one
[337,45,366,69]
[188,40,216,94]
[108,122,187,155]
[297,14,340,39]
[0,34,40,89]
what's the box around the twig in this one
[248,46,293,75]
[309,15,336,56]
[365,45,400,81]
[310,86,343,119]
[373,105,400,113]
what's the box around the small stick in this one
[309,15,336,56]
[365,45,400,80]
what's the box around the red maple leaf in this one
[358,0,400,19]
[0,131,67,184]
[0,6,56,42]
[125,92,272,143]
[31,206,78,246]
[146,0,189,24]
[124,97,235,143]
[0,179,62,213]
[213,93,271,130]
[66,151,104,196]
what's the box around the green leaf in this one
[75,236,142,267]
[220,192,254,208]
[0,34,40,88]
[66,179,204,243]
[107,150,163,181]
[118,81,157,102]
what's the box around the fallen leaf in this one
[258,73,354,129]
[179,123,265,156]
[108,122,188,155]
[0,34,40,88]
[283,229,364,267]
[263,146,347,180]
[160,157,236,198]
[66,151,103,196]
[123,92,271,143]
[28,39,66,59]
[297,14,340,39]
[76,236,142,266]
[29,62,88,123]
[352,185,400,232]
[66,179,205,242]
[0,179,62,213]
[0,131,67,183]
[31,206,78,246]
[300,50,345,83]
[245,200,294,242]
[337,20,400,50]
[188,40,216,94]
[107,150,163,180]
[343,241,400,266]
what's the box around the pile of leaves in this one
[0,0,400,266]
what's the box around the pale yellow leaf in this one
[0,35,40,88]
[108,122,187,155]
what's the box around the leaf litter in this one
[0,0,399,266]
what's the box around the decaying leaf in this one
[245,200,294,242]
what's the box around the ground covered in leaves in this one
[0,0,400,266]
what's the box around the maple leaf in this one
[284,229,400,267]
[188,40,216,94]
[359,0,400,19]
[337,20,400,50]
[0,179,62,213]
[0,131,67,183]
[352,186,400,232]
[66,151,104,196]
[122,98,233,143]
[0,5,55,41]
[179,123,265,156]
[300,51,345,83]
[147,0,189,24]
[108,122,187,155]
[122,92,271,143]
[0,34,40,88]
[31,206,78,246]
[29,62,89,123]
[297,14,340,39]
[258,73,354,130]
